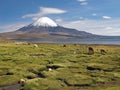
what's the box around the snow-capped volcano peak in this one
[32,17,58,27]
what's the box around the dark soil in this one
[0,84,20,90]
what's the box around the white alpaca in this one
[34,44,38,48]
[48,68,52,71]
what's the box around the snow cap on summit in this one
[32,17,58,27]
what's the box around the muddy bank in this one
[0,84,20,90]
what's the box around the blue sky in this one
[0,0,120,36]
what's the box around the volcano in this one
[0,17,96,39]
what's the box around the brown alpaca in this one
[63,44,66,47]
[100,49,107,55]
[88,47,94,55]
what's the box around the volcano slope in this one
[0,17,96,40]
[0,41,120,90]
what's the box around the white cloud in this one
[0,23,28,33]
[92,13,97,16]
[79,17,85,20]
[77,0,88,5]
[80,2,88,5]
[61,19,120,36]
[32,17,39,21]
[105,27,113,30]
[22,7,66,19]
[77,0,87,2]
[102,16,111,19]
[55,18,63,22]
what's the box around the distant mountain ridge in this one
[18,25,93,36]
[0,17,97,39]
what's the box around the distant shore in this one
[10,36,120,45]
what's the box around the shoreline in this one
[10,36,120,45]
[12,40,120,46]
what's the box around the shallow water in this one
[12,36,120,45]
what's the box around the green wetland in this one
[0,41,120,90]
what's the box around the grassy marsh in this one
[0,41,120,90]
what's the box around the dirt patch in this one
[76,81,120,90]
[0,84,20,90]
[29,54,46,56]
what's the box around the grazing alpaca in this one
[63,44,66,47]
[100,49,107,55]
[19,79,25,85]
[88,47,94,55]
[48,68,52,71]
[34,44,38,48]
